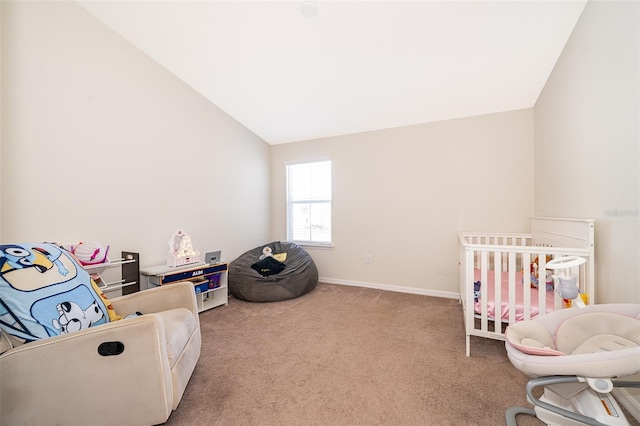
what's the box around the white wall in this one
[4,1,635,305]
[534,0,639,304]
[1,1,271,267]
[271,109,535,296]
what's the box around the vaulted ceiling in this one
[77,1,587,144]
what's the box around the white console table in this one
[140,262,228,312]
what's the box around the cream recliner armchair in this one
[0,281,201,425]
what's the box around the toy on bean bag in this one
[259,246,273,260]
[252,246,286,276]
[255,245,289,272]
[259,246,288,261]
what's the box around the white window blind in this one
[286,160,332,245]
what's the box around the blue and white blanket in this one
[0,243,113,343]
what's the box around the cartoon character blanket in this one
[0,243,119,343]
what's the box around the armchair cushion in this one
[0,243,119,343]
[158,307,197,367]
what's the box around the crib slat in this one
[538,253,547,315]
[501,237,508,270]
[508,252,517,324]
[480,251,488,333]
[493,251,502,331]
[522,252,531,321]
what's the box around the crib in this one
[458,217,595,356]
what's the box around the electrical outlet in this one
[365,254,372,264]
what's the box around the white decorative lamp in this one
[167,229,201,267]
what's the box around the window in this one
[286,160,332,245]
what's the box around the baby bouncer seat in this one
[505,303,640,425]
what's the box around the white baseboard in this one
[319,277,460,300]
[613,388,640,422]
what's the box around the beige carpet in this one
[163,283,557,425]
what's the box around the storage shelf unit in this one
[140,262,228,312]
[84,251,140,296]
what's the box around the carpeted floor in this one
[162,283,584,425]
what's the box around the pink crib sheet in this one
[473,269,555,321]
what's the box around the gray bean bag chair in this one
[229,241,318,302]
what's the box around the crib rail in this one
[458,223,595,357]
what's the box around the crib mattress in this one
[473,269,555,322]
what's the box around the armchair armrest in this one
[111,281,199,321]
[0,315,173,425]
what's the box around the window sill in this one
[294,242,333,249]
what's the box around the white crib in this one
[458,217,595,356]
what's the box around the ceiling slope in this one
[77,1,587,144]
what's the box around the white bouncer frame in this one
[458,217,595,357]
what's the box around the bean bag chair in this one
[229,241,318,302]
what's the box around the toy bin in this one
[194,282,209,294]
[208,274,221,289]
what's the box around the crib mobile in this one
[547,256,587,307]
[506,256,640,426]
